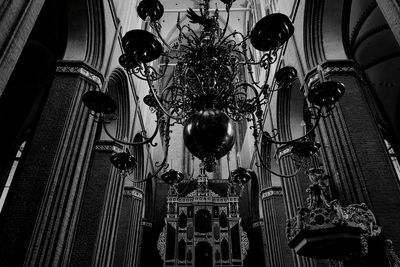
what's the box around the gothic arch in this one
[276,75,310,217]
[104,68,131,140]
[63,0,105,69]
[304,0,348,69]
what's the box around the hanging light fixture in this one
[82,0,345,180]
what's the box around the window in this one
[384,139,400,181]
[0,141,26,212]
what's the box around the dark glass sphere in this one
[183,109,235,160]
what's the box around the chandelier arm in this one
[261,50,278,65]
[151,22,174,51]
[147,157,169,181]
[180,25,201,45]
[240,82,264,102]
[213,65,235,98]
[160,85,178,104]
[236,32,251,47]
[160,86,190,117]
[146,117,172,181]
[244,60,263,86]
[219,4,231,41]
[130,66,165,83]
[184,67,205,96]
[230,85,261,115]
[218,31,248,47]
[128,174,154,184]
[262,111,322,145]
[101,117,159,146]
[240,60,267,86]
[130,69,149,81]
[144,63,184,121]
[141,64,167,81]
[152,54,170,79]
[254,142,302,178]
[247,65,260,84]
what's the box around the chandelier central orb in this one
[183,109,235,171]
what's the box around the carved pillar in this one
[377,0,400,47]
[306,60,400,252]
[0,61,103,266]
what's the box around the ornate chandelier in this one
[82,0,345,183]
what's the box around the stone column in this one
[68,140,123,266]
[306,60,400,252]
[113,186,144,267]
[377,0,400,47]
[91,161,126,266]
[139,220,157,267]
[260,186,295,267]
[258,141,296,267]
[0,61,103,266]
[0,0,45,96]
[276,73,328,267]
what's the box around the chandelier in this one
[82,0,345,185]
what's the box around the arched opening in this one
[195,241,213,267]
[195,209,212,233]
[0,140,27,213]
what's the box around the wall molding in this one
[56,60,103,90]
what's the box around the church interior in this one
[0,0,400,266]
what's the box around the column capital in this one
[304,60,361,87]
[123,186,144,199]
[260,187,283,200]
[56,60,104,90]
[141,220,153,228]
[252,219,264,228]
[93,140,123,153]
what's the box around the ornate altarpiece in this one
[157,174,249,267]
